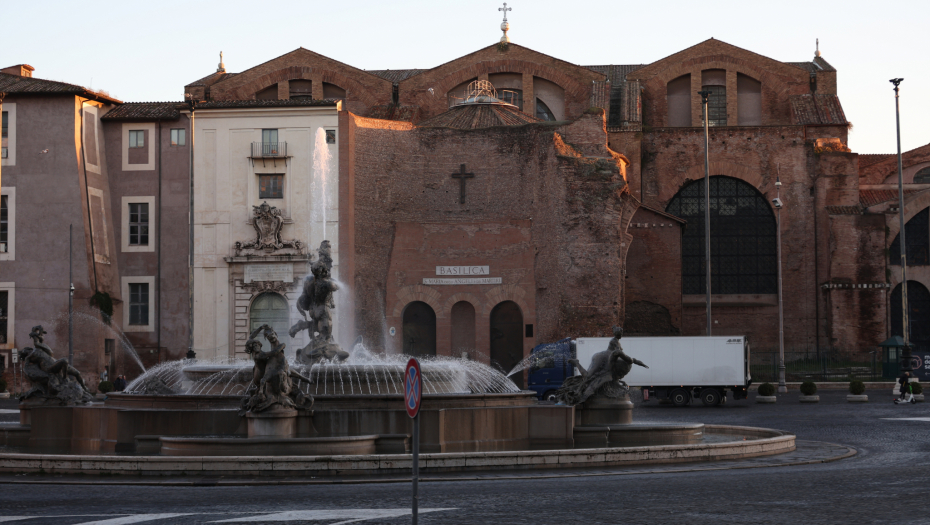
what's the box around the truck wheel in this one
[670,388,690,407]
[700,388,722,407]
[544,391,558,402]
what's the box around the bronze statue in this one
[20,325,94,405]
[556,326,648,405]
[239,324,314,415]
[290,241,349,366]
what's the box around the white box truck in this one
[557,336,751,406]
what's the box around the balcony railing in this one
[251,142,288,158]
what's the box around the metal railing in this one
[251,142,287,158]
[751,351,884,382]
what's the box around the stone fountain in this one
[557,326,704,446]
[1,243,798,475]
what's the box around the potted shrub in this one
[97,380,114,400]
[799,381,819,403]
[0,378,8,399]
[848,379,868,403]
[756,382,777,403]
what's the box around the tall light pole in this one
[699,90,712,336]
[775,177,786,393]
[891,78,910,373]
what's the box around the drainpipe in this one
[187,103,196,360]
[157,120,162,363]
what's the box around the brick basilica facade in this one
[2,37,929,383]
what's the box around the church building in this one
[2,18,929,383]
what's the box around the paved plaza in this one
[1,388,929,524]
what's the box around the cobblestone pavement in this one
[1,389,929,524]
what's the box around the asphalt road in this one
[2,388,929,524]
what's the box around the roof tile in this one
[0,72,121,103]
[102,102,185,121]
[418,103,541,129]
[789,94,848,125]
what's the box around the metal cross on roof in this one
[499,2,511,22]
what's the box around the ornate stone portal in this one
[20,326,94,406]
[235,201,302,255]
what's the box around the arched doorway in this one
[451,301,476,358]
[403,301,436,357]
[891,280,930,350]
[249,292,290,353]
[490,301,524,388]
[666,176,777,295]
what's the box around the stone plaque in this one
[423,277,502,285]
[435,266,490,276]
[245,264,293,284]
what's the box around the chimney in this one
[1,64,35,77]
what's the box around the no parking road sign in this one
[404,358,422,418]
[404,357,423,524]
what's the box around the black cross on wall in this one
[451,164,475,204]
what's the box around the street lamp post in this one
[775,178,787,393]
[698,90,712,336]
[891,78,911,373]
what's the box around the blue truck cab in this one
[526,338,575,401]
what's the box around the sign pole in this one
[412,411,419,525]
[404,357,422,525]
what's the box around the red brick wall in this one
[397,44,604,123]
[205,49,393,115]
[628,39,811,129]
[625,207,682,335]
[344,112,636,361]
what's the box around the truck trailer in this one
[527,336,751,406]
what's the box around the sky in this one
[2,0,927,153]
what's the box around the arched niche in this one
[490,301,524,387]
[402,301,437,357]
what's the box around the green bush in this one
[910,382,923,395]
[849,380,865,395]
[98,381,115,394]
[0,378,7,392]
[758,383,776,396]
[800,381,817,396]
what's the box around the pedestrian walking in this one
[899,371,911,400]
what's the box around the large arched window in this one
[890,207,929,266]
[914,167,930,184]
[890,280,930,346]
[666,176,777,295]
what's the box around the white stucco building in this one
[190,100,341,358]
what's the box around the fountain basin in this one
[159,434,379,456]
[574,423,705,448]
[247,408,300,438]
[0,425,796,477]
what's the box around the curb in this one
[0,440,854,486]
